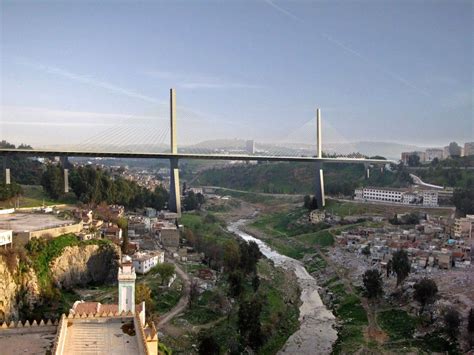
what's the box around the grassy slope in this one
[0,185,77,208]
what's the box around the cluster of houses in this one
[334,214,473,272]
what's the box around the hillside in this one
[194,162,411,196]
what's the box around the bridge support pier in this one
[60,156,70,193]
[364,163,370,179]
[167,88,181,215]
[3,157,10,185]
[314,108,325,209]
[314,162,325,208]
[168,158,181,215]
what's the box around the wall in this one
[14,222,83,246]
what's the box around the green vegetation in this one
[328,278,368,354]
[25,234,112,295]
[0,141,43,185]
[378,309,415,341]
[41,164,169,210]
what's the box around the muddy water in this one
[227,219,338,354]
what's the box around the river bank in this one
[227,219,338,354]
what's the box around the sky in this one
[0,0,472,149]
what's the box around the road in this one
[157,260,191,326]
[202,185,305,198]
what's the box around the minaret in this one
[118,255,136,313]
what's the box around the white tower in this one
[118,255,136,313]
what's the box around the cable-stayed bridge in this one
[0,89,390,213]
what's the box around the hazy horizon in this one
[1,1,472,148]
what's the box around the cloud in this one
[145,70,261,90]
[18,58,163,104]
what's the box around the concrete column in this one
[316,108,322,158]
[3,157,10,185]
[168,88,181,215]
[60,156,70,193]
[168,158,181,215]
[170,88,177,154]
[314,109,325,208]
[364,163,370,179]
[314,161,325,208]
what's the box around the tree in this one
[448,142,462,157]
[189,279,200,307]
[386,259,392,278]
[407,154,420,167]
[363,269,383,299]
[227,271,243,298]
[252,274,260,292]
[116,217,129,253]
[223,240,240,272]
[151,263,175,286]
[413,278,438,314]
[135,283,154,314]
[444,308,461,339]
[303,195,311,210]
[41,164,64,200]
[468,308,474,333]
[198,333,220,355]
[468,308,474,347]
[362,245,371,257]
[238,296,264,350]
[392,249,411,286]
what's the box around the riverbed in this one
[227,219,338,354]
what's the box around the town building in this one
[309,210,325,223]
[132,251,164,274]
[355,187,404,203]
[0,230,12,248]
[422,190,439,207]
[464,142,474,156]
[0,212,83,246]
[453,215,474,238]
[425,148,444,162]
[401,151,426,164]
[354,187,439,207]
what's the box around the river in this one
[227,219,338,354]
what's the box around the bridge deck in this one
[0,149,391,164]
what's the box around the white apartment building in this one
[0,230,12,247]
[132,251,164,274]
[355,187,404,203]
[422,191,439,207]
[355,187,439,207]
[425,148,444,162]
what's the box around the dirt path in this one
[157,261,191,327]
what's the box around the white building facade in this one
[0,230,12,247]
[132,251,164,274]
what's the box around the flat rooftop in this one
[63,318,140,354]
[0,213,76,232]
[0,328,56,354]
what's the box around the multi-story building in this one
[453,215,474,238]
[422,190,439,207]
[0,230,12,248]
[354,187,404,203]
[354,187,439,207]
[464,142,474,157]
[132,251,164,274]
[425,148,444,162]
[401,151,426,164]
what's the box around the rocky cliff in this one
[50,244,120,288]
[0,243,120,321]
[0,255,40,321]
